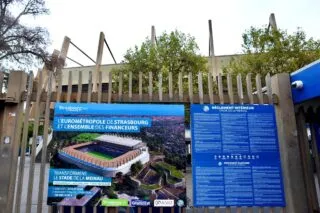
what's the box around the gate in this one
[0,68,312,213]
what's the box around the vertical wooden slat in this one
[87,71,92,103]
[98,71,102,103]
[227,73,234,104]
[36,72,53,213]
[108,71,112,103]
[0,71,4,92]
[149,72,153,100]
[139,71,142,101]
[188,72,193,103]
[296,108,319,212]
[169,72,173,100]
[265,73,272,104]
[158,72,163,101]
[178,72,183,101]
[255,74,263,104]
[258,208,263,213]
[218,74,224,104]
[129,71,132,100]
[246,73,253,104]
[26,71,43,213]
[214,207,220,213]
[236,208,242,213]
[56,70,63,102]
[67,71,72,102]
[208,72,214,104]
[198,72,204,104]
[269,207,275,213]
[15,73,34,213]
[118,71,123,101]
[237,74,243,104]
[77,71,82,102]
[311,123,320,201]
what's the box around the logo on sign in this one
[154,199,174,207]
[203,105,209,112]
[131,200,151,207]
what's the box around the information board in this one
[191,104,285,207]
[48,103,186,207]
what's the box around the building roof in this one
[95,135,143,148]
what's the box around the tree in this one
[112,30,208,93]
[0,0,51,69]
[223,26,320,76]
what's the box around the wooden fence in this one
[0,70,312,213]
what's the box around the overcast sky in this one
[23,0,320,68]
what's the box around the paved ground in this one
[14,157,49,213]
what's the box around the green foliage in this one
[156,162,184,179]
[112,30,208,93]
[71,133,100,142]
[130,161,143,176]
[223,26,320,76]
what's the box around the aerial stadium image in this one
[47,103,186,207]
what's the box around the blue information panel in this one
[191,104,285,207]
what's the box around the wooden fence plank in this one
[218,74,224,104]
[265,73,272,104]
[178,72,183,101]
[0,72,4,92]
[169,72,173,100]
[208,72,214,104]
[246,73,253,104]
[87,71,92,103]
[98,71,103,103]
[26,71,43,213]
[227,73,234,104]
[118,71,123,101]
[237,74,243,104]
[108,71,112,103]
[198,72,204,104]
[139,71,142,101]
[149,72,153,101]
[15,73,34,213]
[129,71,132,100]
[271,73,309,213]
[188,72,193,104]
[158,72,163,101]
[36,72,53,213]
[67,71,72,102]
[255,74,263,104]
[77,71,82,102]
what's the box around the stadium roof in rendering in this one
[95,135,145,149]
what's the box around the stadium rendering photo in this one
[47,103,186,207]
[58,134,150,177]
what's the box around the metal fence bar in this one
[15,73,34,213]
[26,71,43,213]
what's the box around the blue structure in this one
[291,59,320,104]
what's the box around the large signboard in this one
[191,104,285,207]
[47,103,186,207]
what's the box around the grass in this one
[156,162,184,179]
[140,184,161,190]
[87,151,114,160]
